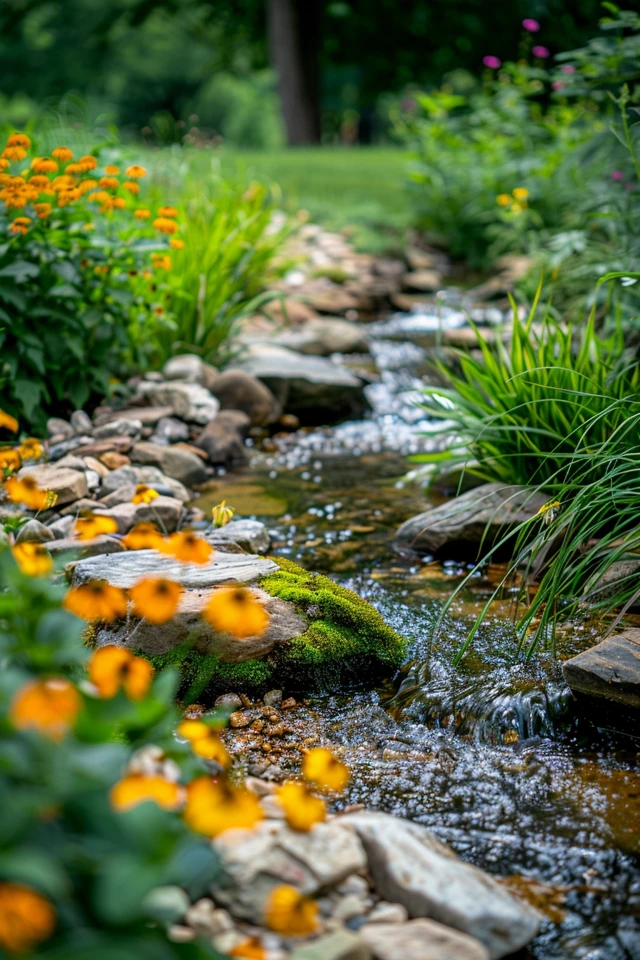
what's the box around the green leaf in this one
[0,260,40,282]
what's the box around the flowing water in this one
[197,305,640,959]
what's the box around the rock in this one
[82,456,109,478]
[291,931,371,960]
[402,270,443,293]
[131,441,208,487]
[359,919,489,960]
[15,519,55,544]
[134,381,219,424]
[73,437,133,458]
[208,519,271,555]
[562,630,640,709]
[59,498,99,517]
[215,693,243,711]
[46,535,125,558]
[94,406,175,428]
[366,902,408,924]
[99,451,131,470]
[302,283,360,315]
[17,464,88,506]
[70,410,93,435]
[395,483,549,559]
[271,317,369,356]
[151,417,190,445]
[185,899,233,937]
[265,298,319,325]
[263,689,283,708]
[238,345,369,425]
[47,417,73,440]
[46,515,75,539]
[99,466,140,494]
[92,496,183,535]
[208,370,279,427]
[195,412,249,466]
[141,886,190,924]
[163,354,218,392]
[54,455,89,473]
[93,418,143,440]
[211,820,367,923]
[333,893,371,922]
[340,812,540,959]
[48,436,93,460]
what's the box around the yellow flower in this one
[211,500,234,528]
[52,174,77,192]
[184,776,263,837]
[157,206,178,218]
[496,193,511,206]
[264,885,318,936]
[0,158,9,172]
[122,180,140,194]
[122,521,165,550]
[51,146,73,162]
[10,677,81,740]
[16,437,43,460]
[0,408,19,432]
[302,747,350,792]
[160,530,213,565]
[63,581,128,621]
[31,157,58,174]
[77,177,98,194]
[177,719,231,766]
[12,542,53,577]
[153,216,179,235]
[104,164,120,175]
[2,146,28,162]
[151,253,172,271]
[0,883,56,954]
[135,208,151,219]
[4,474,52,510]
[110,774,184,812]
[132,483,159,504]
[78,155,98,171]
[88,644,154,700]
[277,782,326,832]
[34,202,52,219]
[513,187,529,200]
[6,133,31,149]
[169,237,185,249]
[88,190,112,205]
[203,586,269,639]
[28,174,51,190]
[9,216,30,235]
[73,514,119,540]
[511,201,525,214]
[125,165,147,178]
[98,176,119,191]
[0,448,21,474]
[229,938,266,960]
[130,577,183,623]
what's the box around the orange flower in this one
[0,408,18,432]
[16,437,43,461]
[0,883,56,954]
[184,777,263,837]
[0,158,9,172]
[110,774,184,812]
[2,146,27,162]
[160,530,213,565]
[6,133,31,149]
[9,217,30,235]
[169,237,185,249]
[29,174,52,191]
[229,938,266,960]
[31,157,58,174]
[157,206,178,218]
[77,177,98,195]
[73,514,119,540]
[34,202,52,219]
[78,155,98,171]
[104,164,120,175]
[302,747,350,793]
[264,885,318,936]
[122,521,165,550]
[153,216,178,234]
[131,483,158,505]
[63,581,128,621]
[151,253,172,271]
[122,180,140,194]
[98,176,119,190]
[203,586,269,639]
[10,677,81,740]
[51,146,73,162]
[4,474,52,510]
[0,448,21,474]
[135,208,151,219]
[88,644,154,700]
[277,782,326,832]
[130,577,183,623]
[177,720,230,767]
[125,164,147,178]
[12,542,53,577]
[88,190,112,205]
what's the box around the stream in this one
[197,302,640,960]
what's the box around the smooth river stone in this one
[71,549,278,589]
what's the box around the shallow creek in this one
[196,310,640,959]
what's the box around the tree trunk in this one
[267,0,322,145]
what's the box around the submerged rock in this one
[395,482,548,558]
[563,630,640,709]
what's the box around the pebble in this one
[215,693,243,711]
[333,894,371,922]
[264,689,283,708]
[281,697,297,710]
[366,902,408,924]
[230,711,252,728]
[70,410,93,435]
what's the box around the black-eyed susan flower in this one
[513,186,529,201]
[302,747,349,792]
[132,483,159,504]
[203,586,269,638]
[135,207,151,219]
[151,253,172,271]
[122,521,165,550]
[12,542,53,577]
[77,177,98,194]
[277,781,326,832]
[6,133,31,149]
[183,776,263,837]
[29,174,52,191]
[4,474,53,510]
[122,180,140,194]
[110,774,184,812]
[51,146,73,162]
[130,577,183,623]
[9,216,31,235]
[157,206,178,218]
[0,448,21,473]
[160,530,213,565]
[104,164,120,175]
[0,158,9,172]
[9,678,81,740]
[228,938,265,960]
[88,644,154,699]
[31,157,58,174]
[98,176,119,191]
[73,514,119,541]
[63,581,128,622]
[0,408,18,432]
[34,202,52,219]
[264,885,318,936]
[153,216,178,234]
[2,146,28,162]
[211,500,234,528]
[0,883,56,955]
[177,719,231,766]
[16,437,43,461]
[496,193,511,206]
[111,196,126,209]
[169,237,185,249]
[125,164,147,178]
[78,155,98,171]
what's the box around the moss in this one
[143,642,274,703]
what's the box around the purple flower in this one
[611,171,624,181]
[483,55,502,69]
[532,45,550,58]
[522,18,540,32]
[561,65,576,74]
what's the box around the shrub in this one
[0,132,176,431]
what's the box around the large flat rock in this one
[360,919,489,960]
[71,549,278,589]
[395,483,548,558]
[562,630,640,709]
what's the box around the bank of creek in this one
[193,308,640,960]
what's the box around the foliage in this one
[415,285,640,488]
[0,547,225,957]
[0,132,175,431]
